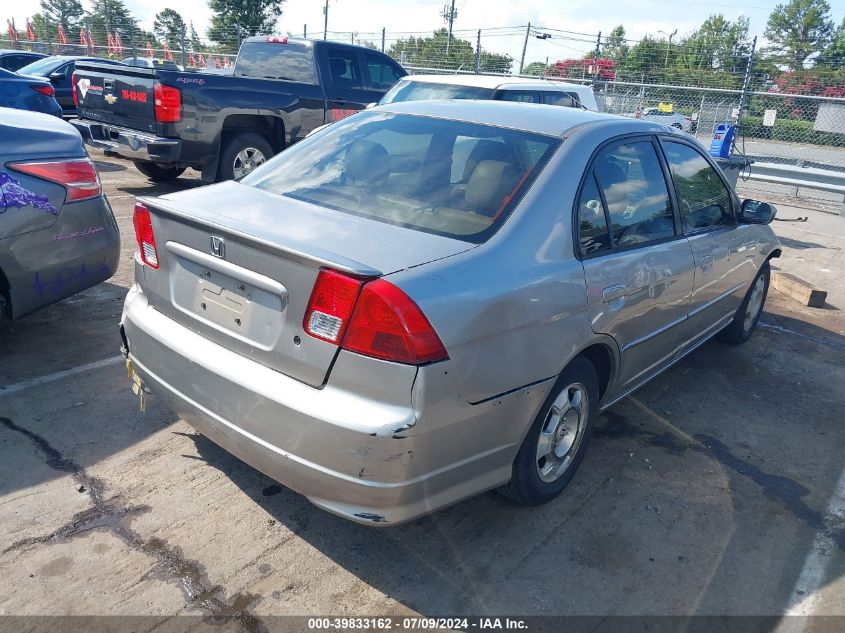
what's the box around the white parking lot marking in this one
[776,466,845,631]
[0,355,123,397]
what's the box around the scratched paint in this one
[0,170,58,216]
[53,226,106,241]
[32,259,111,297]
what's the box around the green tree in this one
[154,8,186,49]
[388,28,510,73]
[765,0,834,70]
[39,0,84,40]
[604,25,628,62]
[678,15,750,73]
[207,0,284,50]
[818,18,845,66]
[82,0,138,47]
[189,21,202,51]
[522,61,547,76]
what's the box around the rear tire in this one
[497,356,599,506]
[134,161,186,182]
[718,262,770,345]
[218,133,273,181]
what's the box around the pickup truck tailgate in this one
[75,62,157,133]
[134,181,474,387]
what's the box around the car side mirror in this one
[740,199,777,224]
[49,72,64,82]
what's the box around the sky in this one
[9,0,845,63]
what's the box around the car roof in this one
[0,49,46,56]
[372,99,657,137]
[399,74,592,92]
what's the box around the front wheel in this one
[218,133,273,181]
[497,355,599,506]
[718,262,770,345]
[133,161,186,182]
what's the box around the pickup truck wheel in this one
[497,355,598,506]
[219,133,272,181]
[134,161,186,182]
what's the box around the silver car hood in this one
[155,180,476,275]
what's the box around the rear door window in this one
[593,141,675,248]
[540,91,580,108]
[498,90,538,103]
[577,174,612,256]
[364,53,403,90]
[327,48,363,90]
[234,41,316,83]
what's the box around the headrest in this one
[345,140,390,184]
[465,160,522,215]
[462,140,513,182]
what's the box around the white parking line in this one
[0,355,124,398]
[775,465,845,632]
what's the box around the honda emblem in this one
[210,236,225,258]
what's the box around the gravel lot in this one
[1,151,844,630]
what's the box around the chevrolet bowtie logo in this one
[104,93,118,104]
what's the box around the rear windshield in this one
[235,42,316,83]
[242,111,560,242]
[380,80,495,105]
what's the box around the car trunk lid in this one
[135,181,474,386]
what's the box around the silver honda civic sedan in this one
[121,100,780,525]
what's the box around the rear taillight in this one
[72,71,78,107]
[31,83,55,96]
[132,203,159,269]
[9,159,101,201]
[303,269,365,343]
[154,82,181,123]
[303,269,448,365]
[344,280,448,364]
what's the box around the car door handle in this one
[700,255,714,272]
[602,284,627,303]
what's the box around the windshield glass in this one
[242,111,560,242]
[17,57,63,76]
[380,80,496,105]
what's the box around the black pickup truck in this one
[70,37,406,182]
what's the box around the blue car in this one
[0,107,120,322]
[0,67,62,117]
[0,49,47,72]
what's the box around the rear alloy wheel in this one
[133,161,186,182]
[219,133,273,181]
[498,355,599,505]
[718,262,771,345]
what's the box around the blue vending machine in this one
[709,123,736,158]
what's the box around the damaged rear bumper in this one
[121,283,529,525]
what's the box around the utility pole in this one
[475,29,480,74]
[381,27,385,53]
[444,0,456,56]
[658,29,677,68]
[323,0,328,40]
[592,31,601,84]
[737,35,757,136]
[519,22,530,74]
[303,24,307,38]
